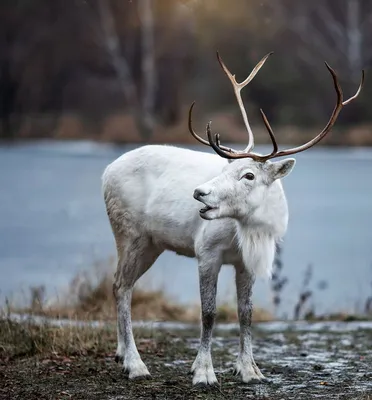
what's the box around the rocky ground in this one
[1,319,372,399]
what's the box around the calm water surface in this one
[1,140,372,317]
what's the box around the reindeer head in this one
[190,52,364,221]
[193,156,295,220]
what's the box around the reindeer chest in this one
[221,242,244,265]
[196,220,243,265]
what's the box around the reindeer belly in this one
[146,208,200,258]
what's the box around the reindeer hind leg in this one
[113,232,162,379]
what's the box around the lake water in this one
[1,140,372,318]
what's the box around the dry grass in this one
[0,317,116,359]
[6,259,273,325]
[0,256,272,360]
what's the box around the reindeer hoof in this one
[115,355,124,364]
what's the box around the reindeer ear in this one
[270,158,296,180]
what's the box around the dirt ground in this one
[1,323,372,400]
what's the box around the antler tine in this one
[204,108,280,162]
[188,102,210,146]
[259,109,278,158]
[216,51,273,152]
[188,102,233,152]
[342,70,365,105]
[205,120,263,161]
[267,63,364,159]
[206,121,240,159]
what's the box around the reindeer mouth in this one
[199,205,218,215]
[200,205,213,214]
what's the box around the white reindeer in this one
[102,52,363,386]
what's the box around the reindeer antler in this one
[188,53,364,162]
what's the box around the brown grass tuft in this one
[0,318,116,359]
[7,258,273,324]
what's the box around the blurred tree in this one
[269,0,372,81]
[266,0,372,124]
[87,0,195,136]
[138,0,156,137]
[0,0,370,141]
[0,0,196,139]
[0,17,16,138]
[96,0,137,108]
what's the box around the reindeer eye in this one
[243,173,255,180]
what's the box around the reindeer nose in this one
[193,188,210,200]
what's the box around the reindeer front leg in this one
[191,259,221,386]
[234,264,265,383]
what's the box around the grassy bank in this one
[6,261,272,325]
[6,256,372,328]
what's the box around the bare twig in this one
[97,0,137,105]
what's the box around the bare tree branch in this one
[97,0,137,106]
[137,0,156,138]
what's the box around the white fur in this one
[102,144,295,386]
